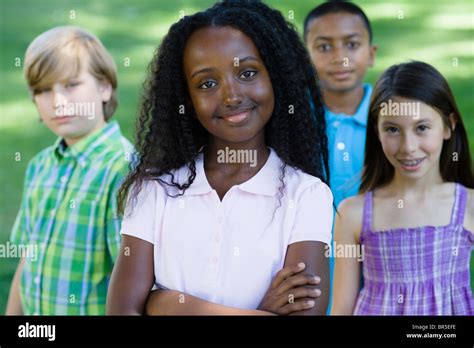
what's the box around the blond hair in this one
[24,26,118,121]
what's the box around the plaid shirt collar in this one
[53,120,122,164]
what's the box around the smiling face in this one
[377,97,452,181]
[183,26,274,145]
[305,12,375,93]
[33,61,112,146]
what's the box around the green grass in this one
[1,0,473,314]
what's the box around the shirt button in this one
[333,121,340,128]
[61,176,68,183]
[34,276,40,284]
[337,142,346,151]
[212,256,218,264]
[217,214,224,224]
[214,235,220,243]
[50,209,56,217]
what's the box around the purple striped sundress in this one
[353,183,474,315]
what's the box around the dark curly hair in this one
[118,0,330,215]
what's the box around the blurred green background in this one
[0,0,473,314]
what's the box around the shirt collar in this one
[183,147,281,197]
[325,83,372,126]
[53,120,122,164]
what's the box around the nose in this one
[399,132,418,154]
[53,87,68,110]
[222,78,243,107]
[332,44,346,66]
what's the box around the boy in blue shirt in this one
[304,1,377,313]
[304,1,377,208]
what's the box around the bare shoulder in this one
[464,187,474,232]
[337,194,365,222]
[335,194,365,242]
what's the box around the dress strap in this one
[450,183,467,226]
[362,191,374,233]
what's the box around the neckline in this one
[363,183,461,235]
[183,147,281,197]
[325,83,371,125]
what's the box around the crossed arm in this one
[106,235,329,315]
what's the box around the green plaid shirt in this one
[10,121,133,315]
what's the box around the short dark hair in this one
[303,1,373,43]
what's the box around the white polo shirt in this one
[121,148,333,309]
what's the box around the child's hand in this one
[257,262,321,315]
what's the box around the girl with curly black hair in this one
[107,0,333,315]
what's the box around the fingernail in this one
[297,262,305,268]
[306,300,315,307]
[314,289,321,296]
[313,276,321,284]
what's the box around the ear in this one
[99,80,113,103]
[443,112,456,140]
[368,44,378,68]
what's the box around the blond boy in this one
[6,26,132,315]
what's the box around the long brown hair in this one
[360,61,474,193]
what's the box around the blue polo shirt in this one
[325,83,372,208]
[325,83,371,314]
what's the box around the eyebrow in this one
[314,33,361,42]
[381,118,432,126]
[191,56,260,78]
[238,56,259,64]
[191,68,214,78]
